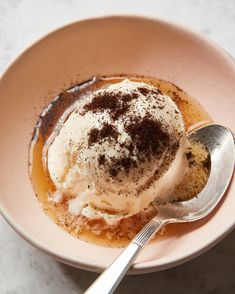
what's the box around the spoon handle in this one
[85,217,167,294]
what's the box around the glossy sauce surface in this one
[30,75,212,247]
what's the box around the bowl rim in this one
[0,14,235,274]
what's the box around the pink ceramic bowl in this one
[0,16,234,274]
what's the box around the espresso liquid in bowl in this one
[29,76,211,247]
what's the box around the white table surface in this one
[1,0,235,293]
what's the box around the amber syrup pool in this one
[29,75,212,247]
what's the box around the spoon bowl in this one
[86,124,235,294]
[157,124,235,222]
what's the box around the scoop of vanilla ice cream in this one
[46,79,186,219]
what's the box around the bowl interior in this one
[0,16,235,273]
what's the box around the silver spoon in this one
[85,124,235,294]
